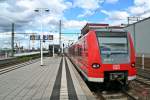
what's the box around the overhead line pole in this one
[11,23,14,57]
[59,20,62,54]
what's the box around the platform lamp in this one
[34,8,50,66]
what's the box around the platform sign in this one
[48,35,53,40]
[30,35,53,40]
[43,35,53,40]
[30,35,40,40]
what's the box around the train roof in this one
[81,23,126,36]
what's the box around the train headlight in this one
[131,63,135,67]
[92,63,100,68]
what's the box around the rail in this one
[0,51,49,68]
[121,89,137,100]
[0,58,40,75]
[14,51,48,57]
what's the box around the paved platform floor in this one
[0,57,95,100]
[0,57,61,100]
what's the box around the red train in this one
[67,23,136,85]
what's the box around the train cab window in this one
[96,32,130,64]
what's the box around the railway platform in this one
[0,56,95,100]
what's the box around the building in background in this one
[124,17,150,57]
[48,44,60,56]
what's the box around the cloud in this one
[134,0,148,6]
[0,0,75,49]
[0,0,72,32]
[74,0,102,10]
[74,0,104,17]
[100,0,150,25]
[100,9,130,25]
[63,20,87,29]
[101,10,129,20]
[128,0,150,17]
[105,0,119,4]
[77,10,94,18]
[128,6,145,15]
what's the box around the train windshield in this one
[97,32,130,64]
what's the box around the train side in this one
[68,30,136,84]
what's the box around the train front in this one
[88,30,136,85]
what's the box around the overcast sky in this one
[0,0,150,49]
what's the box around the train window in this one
[100,37,128,54]
[78,47,82,56]
[84,40,85,51]
[97,32,130,64]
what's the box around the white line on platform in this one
[60,57,69,100]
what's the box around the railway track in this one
[95,75,150,100]
[136,75,150,86]
[136,67,150,80]
[98,91,138,100]
[0,58,40,75]
[85,75,150,100]
[92,83,139,100]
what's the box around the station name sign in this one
[30,35,53,40]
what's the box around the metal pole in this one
[40,35,43,66]
[29,38,30,51]
[11,23,14,57]
[59,20,61,54]
[133,24,136,49]
[127,17,129,25]
[40,11,43,66]
[19,41,20,53]
[5,51,7,58]
[142,54,144,69]
[53,42,54,57]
